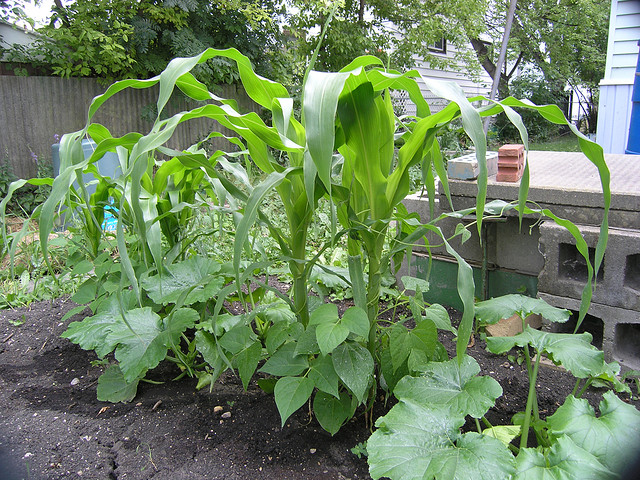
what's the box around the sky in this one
[20,0,55,28]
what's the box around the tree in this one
[6,0,289,85]
[287,0,487,74]
[469,0,609,131]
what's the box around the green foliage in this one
[367,296,640,480]
[8,0,288,86]
[475,294,570,326]
[288,0,487,74]
[0,154,52,217]
[494,72,570,142]
[369,403,515,480]
[3,50,622,479]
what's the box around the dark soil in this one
[1,298,638,480]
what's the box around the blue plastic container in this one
[51,139,121,195]
[625,41,640,155]
[51,139,120,229]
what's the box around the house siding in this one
[400,43,492,115]
[596,0,640,153]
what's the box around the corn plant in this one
[2,46,618,443]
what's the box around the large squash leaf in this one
[547,391,640,473]
[141,256,224,305]
[96,364,141,403]
[475,294,570,325]
[106,307,198,382]
[368,403,514,480]
[515,436,613,480]
[394,356,502,419]
[486,326,605,378]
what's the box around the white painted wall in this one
[0,20,39,49]
[596,0,640,153]
[397,43,492,115]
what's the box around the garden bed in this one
[1,298,638,480]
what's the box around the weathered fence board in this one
[0,76,258,179]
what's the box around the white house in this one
[0,18,39,52]
[395,40,492,115]
[596,0,640,153]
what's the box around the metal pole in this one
[484,0,518,135]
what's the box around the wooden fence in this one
[0,76,259,179]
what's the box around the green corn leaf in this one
[475,294,570,325]
[274,376,315,427]
[337,77,390,220]
[348,255,368,311]
[313,391,352,435]
[96,364,141,403]
[486,326,605,379]
[366,69,430,117]
[515,436,613,480]
[233,167,297,282]
[368,403,515,480]
[339,55,384,72]
[331,342,374,404]
[304,70,351,193]
[394,356,502,419]
[442,233,475,362]
[420,77,487,238]
[547,391,640,473]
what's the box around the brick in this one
[496,165,523,182]
[498,144,525,157]
[498,157,523,167]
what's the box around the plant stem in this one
[475,418,482,434]
[571,378,581,396]
[576,378,593,398]
[520,351,542,450]
[481,416,493,429]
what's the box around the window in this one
[428,38,446,54]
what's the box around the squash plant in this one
[367,295,640,480]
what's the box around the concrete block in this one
[539,292,640,372]
[448,151,498,180]
[538,221,640,312]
